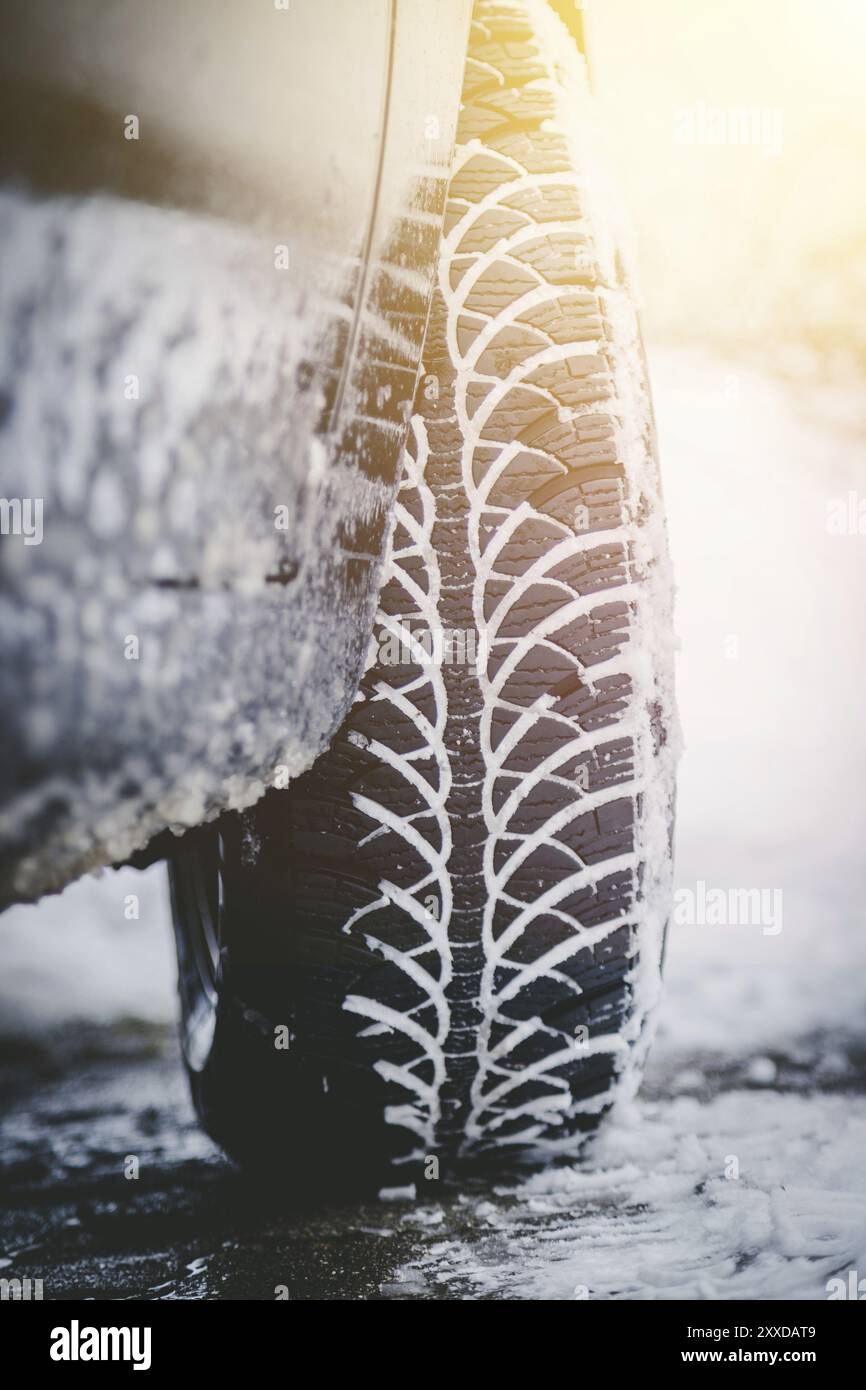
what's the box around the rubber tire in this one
[170,0,676,1189]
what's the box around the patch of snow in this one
[404,1090,866,1300]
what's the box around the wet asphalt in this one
[2,1021,864,1301]
[0,1026,439,1301]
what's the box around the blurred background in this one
[589,0,866,1062]
[591,0,866,379]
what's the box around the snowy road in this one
[2,352,865,1299]
[396,1066,866,1301]
[1,1023,863,1300]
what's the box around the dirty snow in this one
[0,189,391,906]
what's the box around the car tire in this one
[170,0,676,1190]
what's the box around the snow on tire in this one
[171,0,677,1183]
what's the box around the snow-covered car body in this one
[0,0,472,906]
